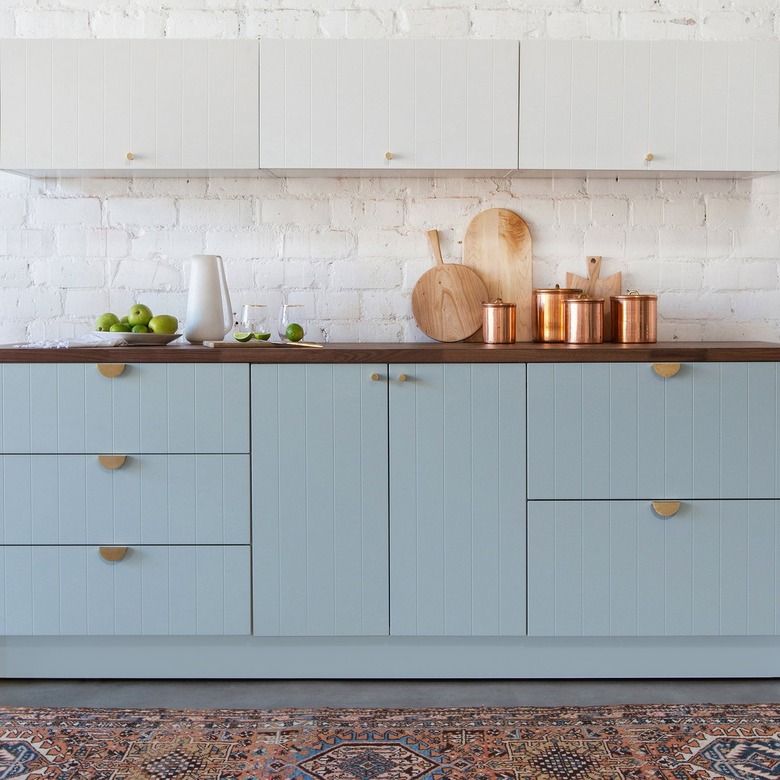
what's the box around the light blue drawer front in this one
[252,364,389,637]
[390,363,526,636]
[0,545,251,636]
[0,363,249,454]
[528,362,780,499]
[528,500,780,637]
[0,454,250,545]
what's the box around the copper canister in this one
[564,296,604,344]
[611,292,658,343]
[482,299,516,344]
[533,287,583,342]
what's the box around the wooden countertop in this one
[0,341,779,363]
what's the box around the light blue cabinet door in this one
[528,500,780,636]
[0,545,251,636]
[251,364,389,636]
[527,362,780,499]
[389,363,526,636]
[0,363,249,454]
[0,454,249,545]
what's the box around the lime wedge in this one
[253,332,271,341]
[233,332,252,343]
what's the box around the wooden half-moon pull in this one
[98,455,127,470]
[97,363,125,378]
[99,547,127,562]
[651,501,681,518]
[652,363,681,378]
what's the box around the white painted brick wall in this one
[1,1,780,342]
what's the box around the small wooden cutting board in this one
[462,208,534,341]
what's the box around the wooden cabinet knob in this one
[97,363,125,378]
[370,373,380,381]
[652,363,681,378]
[645,153,654,162]
[99,547,128,562]
[398,373,408,382]
[651,501,681,518]
[385,152,393,160]
[127,152,135,161]
[98,454,127,470]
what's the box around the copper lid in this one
[611,291,657,301]
[534,287,583,295]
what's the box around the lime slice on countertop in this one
[233,332,252,342]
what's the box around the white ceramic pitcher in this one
[184,255,233,344]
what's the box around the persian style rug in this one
[1,703,779,779]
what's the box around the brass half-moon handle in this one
[651,501,681,518]
[652,363,681,378]
[398,374,408,382]
[99,547,127,562]
[97,363,125,378]
[98,455,127,470]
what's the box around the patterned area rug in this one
[1,704,779,779]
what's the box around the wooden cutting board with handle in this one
[566,256,622,340]
[411,230,489,342]
[462,208,534,341]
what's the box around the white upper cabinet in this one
[259,40,519,171]
[0,40,258,173]
[519,41,780,173]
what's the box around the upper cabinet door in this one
[0,40,258,172]
[259,40,519,170]
[519,40,780,173]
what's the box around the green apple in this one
[128,304,153,327]
[148,314,178,335]
[132,324,150,333]
[120,316,130,324]
[110,322,132,333]
[95,312,119,332]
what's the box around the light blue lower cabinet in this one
[0,454,250,545]
[251,364,390,636]
[389,363,527,636]
[528,500,780,637]
[0,545,251,636]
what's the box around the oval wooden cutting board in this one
[463,208,533,341]
[412,230,489,342]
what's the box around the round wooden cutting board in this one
[412,230,489,342]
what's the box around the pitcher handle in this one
[215,255,233,336]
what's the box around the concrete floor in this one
[0,679,778,709]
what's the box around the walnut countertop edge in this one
[0,341,778,363]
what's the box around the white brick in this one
[359,320,404,342]
[733,228,780,259]
[0,173,31,196]
[663,199,705,227]
[358,230,428,259]
[660,292,732,320]
[91,9,166,37]
[360,291,410,320]
[37,258,104,288]
[207,177,285,198]
[165,10,239,37]
[245,9,319,38]
[590,198,629,226]
[331,199,404,229]
[316,291,360,320]
[631,199,664,225]
[15,10,91,37]
[516,198,558,226]
[132,229,203,259]
[0,289,62,320]
[0,11,14,37]
[621,11,699,39]
[64,289,111,318]
[205,229,280,259]
[0,199,26,226]
[586,177,658,197]
[659,227,732,258]
[397,9,469,37]
[287,178,361,197]
[660,178,734,196]
[558,200,591,226]
[469,10,546,38]
[320,9,394,38]
[31,198,101,227]
[134,178,208,198]
[0,229,54,258]
[0,257,31,289]
[109,258,181,290]
[284,229,354,259]
[0,322,31,344]
[261,199,329,226]
[534,227,583,261]
[703,260,778,291]
[324,321,360,342]
[108,198,176,227]
[330,259,402,290]
[179,200,253,228]
[706,198,774,226]
[546,11,616,38]
[58,228,130,258]
[702,11,774,39]
[281,260,328,289]
[407,198,480,228]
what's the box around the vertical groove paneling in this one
[390,364,526,636]
[0,545,249,636]
[528,500,780,637]
[251,364,389,637]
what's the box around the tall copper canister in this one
[611,292,657,343]
[564,296,604,344]
[482,299,516,344]
[533,287,583,342]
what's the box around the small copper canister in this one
[482,299,516,343]
[533,287,583,342]
[611,292,658,343]
[564,296,604,344]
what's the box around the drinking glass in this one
[278,304,306,342]
[235,304,271,341]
